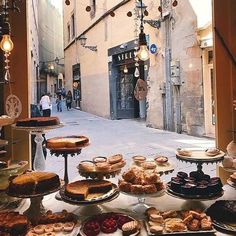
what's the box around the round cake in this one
[16,116,60,127]
[46,135,89,149]
[8,171,60,195]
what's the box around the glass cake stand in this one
[120,190,165,215]
[12,124,64,171]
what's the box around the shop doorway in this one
[116,66,139,119]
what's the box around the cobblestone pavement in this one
[45,106,215,183]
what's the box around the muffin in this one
[181,183,196,195]
[177,171,188,180]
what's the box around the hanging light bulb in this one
[134,67,140,77]
[0,22,14,53]
[137,29,149,61]
[0,34,14,53]
[123,65,128,74]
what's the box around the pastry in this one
[143,184,157,194]
[44,233,56,236]
[122,169,136,182]
[63,222,75,232]
[0,212,29,236]
[130,185,143,194]
[65,180,113,200]
[189,211,202,220]
[200,217,212,230]
[181,183,196,195]
[162,210,178,219]
[176,148,192,157]
[111,160,126,170]
[183,214,193,224]
[44,224,54,233]
[78,161,95,172]
[146,207,160,217]
[170,180,183,193]
[101,218,117,234]
[53,223,63,232]
[108,154,123,164]
[144,172,159,184]
[177,171,188,180]
[165,218,187,232]
[205,148,220,156]
[93,156,107,163]
[8,171,60,195]
[155,156,168,165]
[47,135,89,149]
[206,200,236,223]
[95,162,111,172]
[150,225,164,233]
[132,155,146,166]
[122,220,139,236]
[83,220,100,236]
[149,214,163,223]
[187,219,200,231]
[141,161,157,170]
[118,180,132,192]
[34,225,45,234]
[195,185,208,195]
[16,116,60,127]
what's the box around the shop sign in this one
[150,44,158,54]
[113,50,135,65]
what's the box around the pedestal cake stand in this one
[12,124,63,171]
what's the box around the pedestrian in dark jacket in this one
[66,90,73,110]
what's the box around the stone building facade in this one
[63,0,214,137]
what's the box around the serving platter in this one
[12,123,64,132]
[79,212,140,236]
[59,184,119,205]
[211,220,236,233]
[175,149,225,162]
[144,221,216,235]
[166,183,224,201]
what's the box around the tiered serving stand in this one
[12,123,64,171]
[166,148,225,207]
[57,155,125,216]
[0,116,28,210]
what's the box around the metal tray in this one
[145,221,216,235]
[60,184,119,205]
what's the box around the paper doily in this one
[5,94,22,118]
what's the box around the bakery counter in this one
[13,184,235,236]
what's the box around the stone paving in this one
[44,105,216,183]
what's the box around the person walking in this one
[56,94,62,112]
[66,90,73,110]
[39,93,51,117]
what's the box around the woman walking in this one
[66,90,73,110]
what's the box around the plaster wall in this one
[64,0,160,118]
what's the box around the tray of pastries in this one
[206,200,236,233]
[0,211,29,236]
[227,172,236,188]
[79,212,140,236]
[78,155,126,179]
[7,171,61,198]
[132,155,175,175]
[59,179,119,205]
[26,210,79,236]
[119,166,165,196]
[145,207,215,235]
[176,148,225,162]
[46,135,89,152]
[14,117,60,128]
[166,171,224,200]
